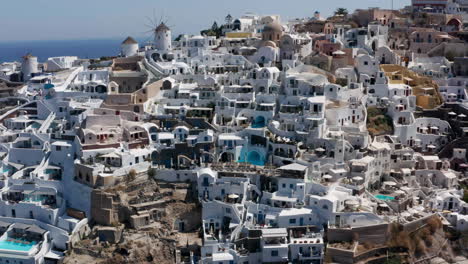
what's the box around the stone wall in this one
[328,223,389,245]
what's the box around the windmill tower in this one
[154,22,172,51]
[143,11,173,51]
[21,53,38,82]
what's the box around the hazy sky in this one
[1,0,409,42]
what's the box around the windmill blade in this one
[141,29,155,35]
[153,8,161,26]
[144,23,155,30]
[145,16,156,28]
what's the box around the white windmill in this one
[143,10,174,51]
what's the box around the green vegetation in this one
[200,21,223,38]
[334,8,349,16]
[460,183,468,203]
[367,107,394,136]
[174,34,183,42]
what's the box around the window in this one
[289,218,296,224]
[271,250,279,257]
[226,208,231,214]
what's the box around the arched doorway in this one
[95,85,107,93]
[163,80,172,90]
[220,152,234,162]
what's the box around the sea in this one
[0,38,135,63]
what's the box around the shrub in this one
[126,169,137,183]
[147,167,156,179]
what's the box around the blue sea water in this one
[0,38,127,63]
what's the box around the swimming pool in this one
[0,239,37,251]
[237,148,266,166]
[375,194,395,201]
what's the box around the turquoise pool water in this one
[24,197,46,202]
[0,239,36,251]
[237,148,266,166]
[251,116,266,128]
[251,123,265,128]
[375,194,395,201]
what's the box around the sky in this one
[0,0,409,42]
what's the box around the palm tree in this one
[335,8,349,16]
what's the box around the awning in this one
[0,221,11,228]
[31,190,55,196]
[101,153,120,159]
[12,223,31,230]
[7,162,24,170]
[46,165,61,170]
[345,200,359,206]
[27,224,47,235]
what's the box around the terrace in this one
[3,189,58,208]
[0,223,45,253]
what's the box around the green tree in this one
[211,21,219,32]
[335,8,349,16]
[174,34,183,42]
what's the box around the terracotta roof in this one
[122,36,138,45]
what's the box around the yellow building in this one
[380,65,443,109]
[225,32,253,38]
